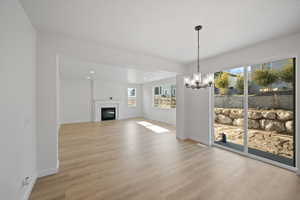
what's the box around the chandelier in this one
[184,25,214,89]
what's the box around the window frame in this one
[127,88,137,107]
[152,84,176,109]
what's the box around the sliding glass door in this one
[213,58,296,167]
[247,58,295,166]
[213,67,245,152]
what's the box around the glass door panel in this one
[213,67,245,152]
[247,58,295,166]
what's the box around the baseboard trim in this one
[176,136,187,141]
[177,137,198,143]
[38,167,59,178]
[21,173,37,200]
[178,137,210,146]
[186,138,207,145]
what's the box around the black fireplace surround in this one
[101,107,116,121]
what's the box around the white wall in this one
[184,88,211,145]
[36,35,59,178]
[178,32,300,173]
[60,80,91,124]
[142,78,176,125]
[60,79,142,124]
[176,75,211,144]
[93,80,143,120]
[0,0,37,199]
[176,76,185,139]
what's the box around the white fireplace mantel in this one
[93,100,120,122]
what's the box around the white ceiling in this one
[21,0,300,64]
[60,56,177,84]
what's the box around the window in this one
[128,88,136,107]
[153,84,176,109]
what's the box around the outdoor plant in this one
[278,60,294,85]
[252,68,278,91]
[236,75,244,94]
[215,72,229,95]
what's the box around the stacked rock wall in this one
[215,108,293,134]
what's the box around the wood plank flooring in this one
[30,118,300,200]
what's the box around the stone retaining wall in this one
[215,108,293,134]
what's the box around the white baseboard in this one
[38,167,58,178]
[188,136,210,146]
[38,167,59,178]
[38,160,60,178]
[21,173,37,200]
[118,116,143,120]
[176,136,187,140]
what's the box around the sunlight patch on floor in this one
[137,121,153,127]
[146,125,169,133]
[137,121,170,133]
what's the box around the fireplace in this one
[94,100,120,122]
[101,107,116,121]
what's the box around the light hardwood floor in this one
[30,118,300,200]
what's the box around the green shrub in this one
[236,75,244,94]
[278,61,294,83]
[252,68,278,90]
[215,72,229,95]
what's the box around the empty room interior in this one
[2,0,300,199]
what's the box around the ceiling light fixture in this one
[184,25,214,89]
[89,70,95,74]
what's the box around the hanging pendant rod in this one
[184,25,214,89]
[195,25,202,73]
